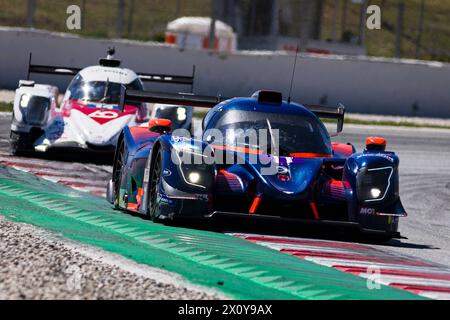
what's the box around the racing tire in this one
[148,149,163,222]
[112,139,126,209]
[9,140,20,156]
[9,131,31,156]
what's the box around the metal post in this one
[116,0,125,38]
[81,0,86,30]
[341,0,348,38]
[249,0,257,35]
[395,0,405,58]
[331,0,339,41]
[415,0,425,59]
[358,0,368,45]
[299,0,310,52]
[175,0,181,18]
[26,0,36,28]
[127,0,135,35]
[208,0,218,49]
[311,0,324,40]
[271,0,279,38]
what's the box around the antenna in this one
[287,46,300,104]
[190,65,196,93]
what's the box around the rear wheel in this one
[148,149,163,222]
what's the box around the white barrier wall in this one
[1,28,450,118]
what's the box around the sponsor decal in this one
[277,174,291,182]
[195,194,209,201]
[360,207,377,215]
[88,110,119,119]
[143,159,151,183]
[276,166,289,175]
[276,166,291,182]
[357,153,394,163]
[159,194,175,205]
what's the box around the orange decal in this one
[136,188,144,206]
[290,153,332,159]
[310,202,320,220]
[127,203,139,211]
[212,145,263,155]
[249,195,262,214]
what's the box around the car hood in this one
[65,100,138,146]
[262,157,322,195]
[256,156,323,196]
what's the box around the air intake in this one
[252,90,282,105]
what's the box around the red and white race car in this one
[10,48,195,154]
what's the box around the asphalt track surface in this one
[1,113,450,299]
[336,125,450,266]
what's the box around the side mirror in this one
[149,118,172,134]
[366,137,387,151]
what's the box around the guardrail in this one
[1,27,449,118]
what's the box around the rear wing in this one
[305,103,346,134]
[27,54,81,79]
[120,88,224,112]
[120,87,345,133]
[138,66,196,93]
[26,53,196,92]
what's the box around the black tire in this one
[148,149,163,222]
[112,139,126,209]
[9,132,29,156]
[10,140,20,156]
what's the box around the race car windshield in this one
[211,109,332,155]
[67,76,143,106]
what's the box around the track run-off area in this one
[1,113,450,300]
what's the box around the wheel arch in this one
[139,138,168,214]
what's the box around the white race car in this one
[10,49,195,155]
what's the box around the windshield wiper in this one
[100,78,110,104]
[266,118,279,157]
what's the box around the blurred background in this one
[0,0,448,62]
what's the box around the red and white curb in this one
[2,144,450,300]
[231,234,450,300]
[0,146,109,198]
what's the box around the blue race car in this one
[107,89,407,241]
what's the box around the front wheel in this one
[112,139,126,209]
[148,149,163,222]
[10,131,31,156]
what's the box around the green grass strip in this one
[0,102,13,112]
[0,166,424,300]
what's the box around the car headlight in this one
[356,167,393,202]
[171,142,214,189]
[188,172,201,184]
[20,94,31,108]
[370,188,382,198]
[179,163,214,189]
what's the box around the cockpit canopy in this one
[204,100,332,157]
[66,74,144,106]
